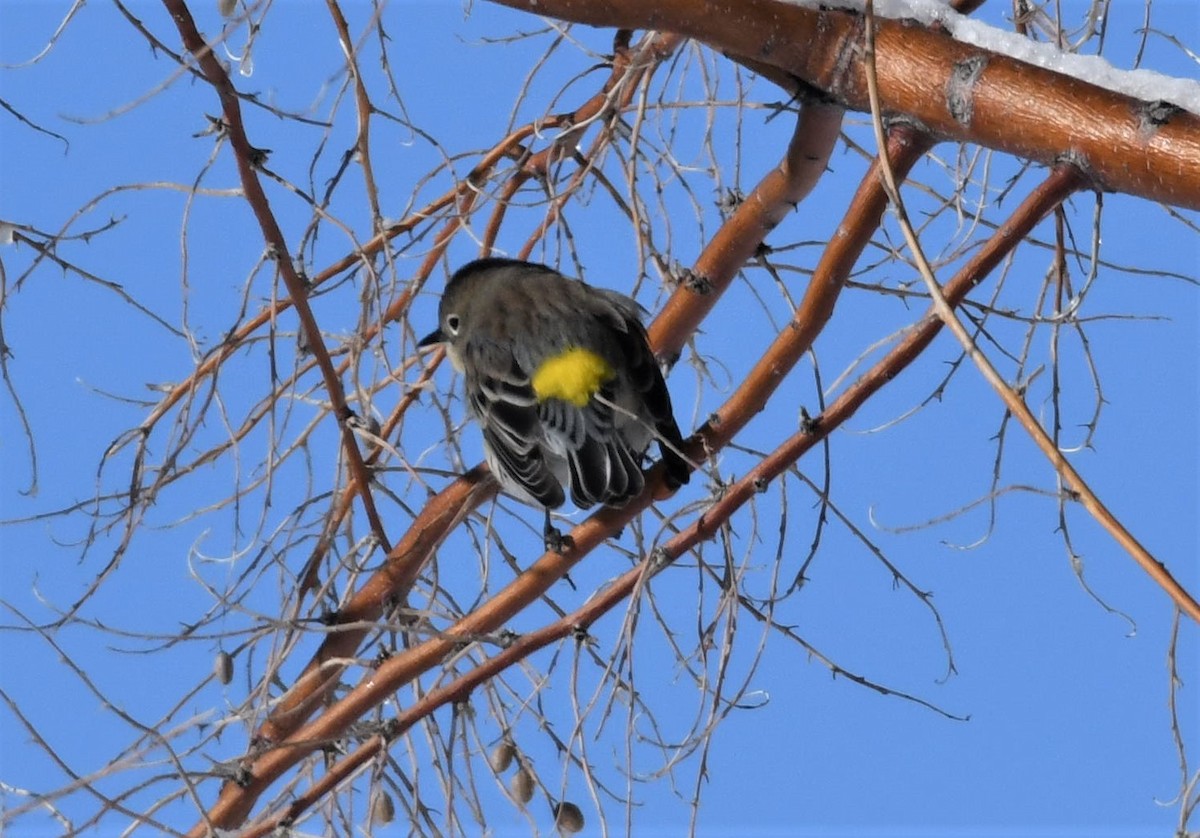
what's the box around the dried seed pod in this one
[510,767,534,804]
[553,801,584,834]
[489,740,516,773]
[213,651,233,685]
[370,790,395,825]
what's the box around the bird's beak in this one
[417,328,445,349]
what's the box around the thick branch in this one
[192,103,834,835]
[488,0,1200,210]
[219,155,1090,838]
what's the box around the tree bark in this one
[488,0,1200,210]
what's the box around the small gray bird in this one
[418,258,690,550]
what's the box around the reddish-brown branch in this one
[187,33,1032,832]
[179,1,1200,828]
[261,463,497,742]
[701,124,933,452]
[190,113,914,833]
[228,160,1088,838]
[649,101,845,359]
[488,0,1200,210]
[690,167,1087,547]
[191,485,658,833]
[190,100,816,829]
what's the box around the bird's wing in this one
[468,356,565,509]
[538,383,644,508]
[599,293,692,489]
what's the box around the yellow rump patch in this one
[531,347,614,408]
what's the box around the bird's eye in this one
[445,314,461,336]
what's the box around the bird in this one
[418,257,690,551]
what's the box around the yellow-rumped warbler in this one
[419,258,690,550]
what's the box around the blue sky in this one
[1,1,1198,836]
